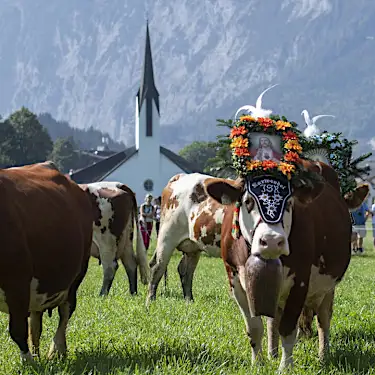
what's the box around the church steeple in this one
[136,21,160,138]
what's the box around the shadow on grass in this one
[32,341,244,375]
[325,329,375,373]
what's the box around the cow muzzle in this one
[253,231,289,260]
[245,255,283,318]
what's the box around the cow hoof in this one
[47,342,67,360]
[20,351,34,364]
[277,360,294,374]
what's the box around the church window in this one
[144,179,154,192]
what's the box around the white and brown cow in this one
[147,164,368,371]
[80,182,149,296]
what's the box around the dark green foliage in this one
[49,137,80,173]
[178,141,217,172]
[204,119,236,178]
[301,131,372,195]
[1,107,53,167]
[38,112,125,151]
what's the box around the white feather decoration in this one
[234,84,279,120]
[301,109,335,138]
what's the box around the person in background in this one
[140,194,155,250]
[153,196,161,237]
[351,201,369,254]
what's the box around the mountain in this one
[0,0,374,157]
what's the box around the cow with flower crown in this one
[147,86,369,371]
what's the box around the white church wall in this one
[101,150,187,205]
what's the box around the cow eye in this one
[244,197,254,212]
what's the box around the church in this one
[70,22,201,200]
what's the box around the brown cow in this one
[205,161,368,371]
[79,182,149,296]
[0,162,93,361]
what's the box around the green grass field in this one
[1,233,375,375]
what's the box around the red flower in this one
[284,151,300,162]
[257,117,275,128]
[283,131,297,140]
[262,160,278,170]
[230,126,248,139]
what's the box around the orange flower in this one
[262,160,278,170]
[275,120,292,131]
[284,151,300,162]
[284,139,302,153]
[240,115,256,122]
[230,126,248,139]
[234,148,250,157]
[283,131,297,140]
[278,162,295,180]
[246,160,262,171]
[257,117,275,128]
[230,136,248,149]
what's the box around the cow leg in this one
[48,302,69,359]
[28,311,43,357]
[279,329,297,372]
[232,275,264,363]
[120,249,138,295]
[4,283,33,362]
[278,279,309,371]
[317,289,334,362]
[147,240,179,303]
[267,308,282,359]
[297,306,314,339]
[150,251,168,293]
[99,247,119,296]
[177,251,201,301]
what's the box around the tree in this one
[6,107,53,166]
[179,141,217,172]
[204,119,236,178]
[49,137,79,173]
[0,118,17,168]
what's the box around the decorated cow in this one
[148,87,368,371]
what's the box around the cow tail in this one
[133,196,150,284]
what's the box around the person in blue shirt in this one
[351,201,369,254]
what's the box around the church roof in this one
[160,146,202,173]
[136,21,160,114]
[69,146,202,184]
[69,146,137,184]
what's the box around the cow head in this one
[206,167,323,318]
[205,165,324,261]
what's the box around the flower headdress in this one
[230,85,309,182]
[229,86,321,239]
[301,130,372,196]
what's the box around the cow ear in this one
[344,184,370,210]
[205,180,243,205]
[293,180,325,206]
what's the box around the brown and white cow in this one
[79,182,150,296]
[0,162,93,361]
[147,165,368,371]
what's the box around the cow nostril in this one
[260,238,267,247]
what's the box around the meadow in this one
[1,234,375,375]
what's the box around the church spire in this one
[137,21,160,120]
